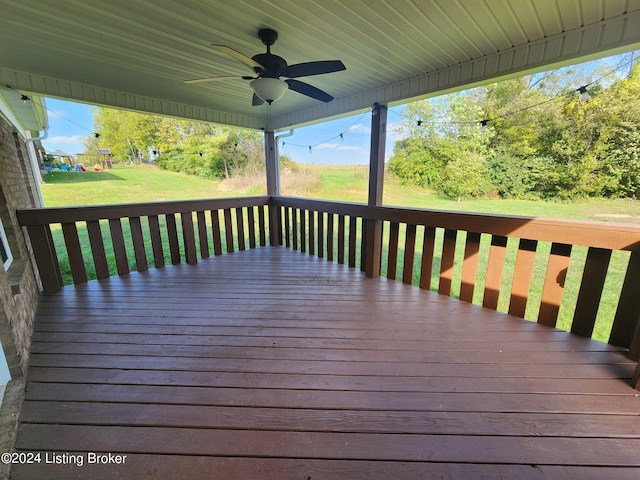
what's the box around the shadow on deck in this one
[13,247,640,479]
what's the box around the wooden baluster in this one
[247,206,256,249]
[308,210,316,256]
[87,220,109,279]
[165,214,181,264]
[210,210,223,256]
[247,207,257,248]
[571,247,612,338]
[387,222,400,280]
[318,211,325,259]
[27,224,63,294]
[610,248,640,349]
[300,209,307,253]
[633,361,640,390]
[631,316,640,363]
[420,226,436,290]
[258,205,266,247]
[459,232,481,302]
[508,239,537,318]
[292,208,299,250]
[181,212,197,265]
[402,224,417,285]
[337,215,346,264]
[360,218,367,272]
[327,213,334,261]
[197,211,209,258]
[148,215,165,267]
[62,222,88,284]
[283,207,291,248]
[348,216,358,268]
[439,229,457,296]
[482,235,508,310]
[223,208,234,254]
[129,216,148,272]
[109,218,130,274]
[236,208,246,251]
[538,243,572,327]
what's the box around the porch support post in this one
[365,103,387,278]
[264,130,281,246]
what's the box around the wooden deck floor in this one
[13,247,640,479]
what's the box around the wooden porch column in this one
[365,103,387,278]
[264,131,281,246]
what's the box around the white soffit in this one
[0,0,638,131]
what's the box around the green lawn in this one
[43,163,640,226]
[41,163,638,343]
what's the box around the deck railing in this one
[17,196,271,294]
[17,195,640,369]
[271,196,640,363]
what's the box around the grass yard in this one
[42,163,640,225]
[41,163,639,343]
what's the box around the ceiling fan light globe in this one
[250,78,288,104]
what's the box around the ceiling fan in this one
[185,28,346,106]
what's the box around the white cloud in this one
[316,143,339,150]
[348,123,371,134]
[43,135,88,154]
[336,146,364,152]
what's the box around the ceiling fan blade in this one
[211,45,264,72]
[184,75,248,84]
[283,60,346,78]
[252,93,265,106]
[285,79,334,103]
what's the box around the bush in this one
[157,131,263,180]
[441,152,491,201]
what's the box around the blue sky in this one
[41,99,402,165]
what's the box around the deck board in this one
[13,247,640,479]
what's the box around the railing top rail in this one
[17,196,270,226]
[273,196,640,251]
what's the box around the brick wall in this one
[0,115,41,376]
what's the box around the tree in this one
[389,54,640,200]
[93,108,157,160]
[91,106,266,180]
[441,151,491,201]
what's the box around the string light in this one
[411,54,638,130]
[284,111,368,150]
[3,84,96,136]
[577,85,590,102]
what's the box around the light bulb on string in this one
[577,86,591,102]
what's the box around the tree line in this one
[89,109,265,179]
[389,56,640,200]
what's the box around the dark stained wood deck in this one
[13,247,640,479]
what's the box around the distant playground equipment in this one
[47,147,113,173]
[76,149,113,170]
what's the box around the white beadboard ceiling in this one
[1,0,639,131]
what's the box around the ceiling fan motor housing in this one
[252,53,287,77]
